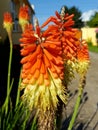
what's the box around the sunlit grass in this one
[88,45,98,53]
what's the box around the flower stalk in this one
[2,12,13,115]
[68,75,86,130]
[68,40,90,130]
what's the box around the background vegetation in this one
[60,6,84,28]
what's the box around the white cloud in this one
[81,9,98,21]
[31,4,34,10]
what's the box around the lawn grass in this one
[88,45,98,53]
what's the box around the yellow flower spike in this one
[76,62,90,76]
[36,87,50,111]
[19,5,30,32]
[49,80,58,108]
[76,40,90,76]
[21,68,67,112]
[63,60,76,86]
[48,69,67,105]
[3,12,13,43]
[37,73,44,85]
[23,83,39,109]
[19,18,68,119]
[45,87,51,109]
[3,12,13,33]
[29,76,36,85]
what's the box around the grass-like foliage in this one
[88,44,98,53]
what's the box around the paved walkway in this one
[62,52,98,130]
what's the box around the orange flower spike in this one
[44,79,50,86]
[38,73,44,85]
[40,61,46,74]
[43,48,54,61]
[41,9,79,62]
[43,54,51,68]
[64,14,74,20]
[3,12,13,41]
[21,54,32,64]
[19,5,30,32]
[36,58,42,69]
[30,63,37,75]
[19,15,68,112]
[27,45,41,62]
[51,72,59,79]
[50,62,57,73]
[55,11,61,19]
[77,41,90,62]
[63,19,74,27]
[41,16,59,28]
[76,40,90,75]
[19,5,29,20]
[82,41,90,60]
[33,69,40,79]
[20,44,37,56]
[44,70,49,79]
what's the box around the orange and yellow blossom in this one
[41,11,80,62]
[19,5,30,32]
[20,24,67,111]
[76,40,90,75]
[41,11,80,86]
[41,11,81,85]
[3,12,13,37]
[40,11,81,86]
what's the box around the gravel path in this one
[62,52,98,130]
[83,52,98,130]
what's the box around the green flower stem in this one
[2,33,13,115]
[68,75,86,130]
[7,37,13,92]
[15,69,22,107]
[6,36,13,114]
[68,87,83,130]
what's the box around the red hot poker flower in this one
[76,40,90,75]
[20,24,67,111]
[3,12,13,34]
[19,5,30,31]
[77,40,90,62]
[41,11,80,62]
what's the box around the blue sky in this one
[29,0,98,25]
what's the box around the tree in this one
[60,6,84,28]
[87,12,98,27]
